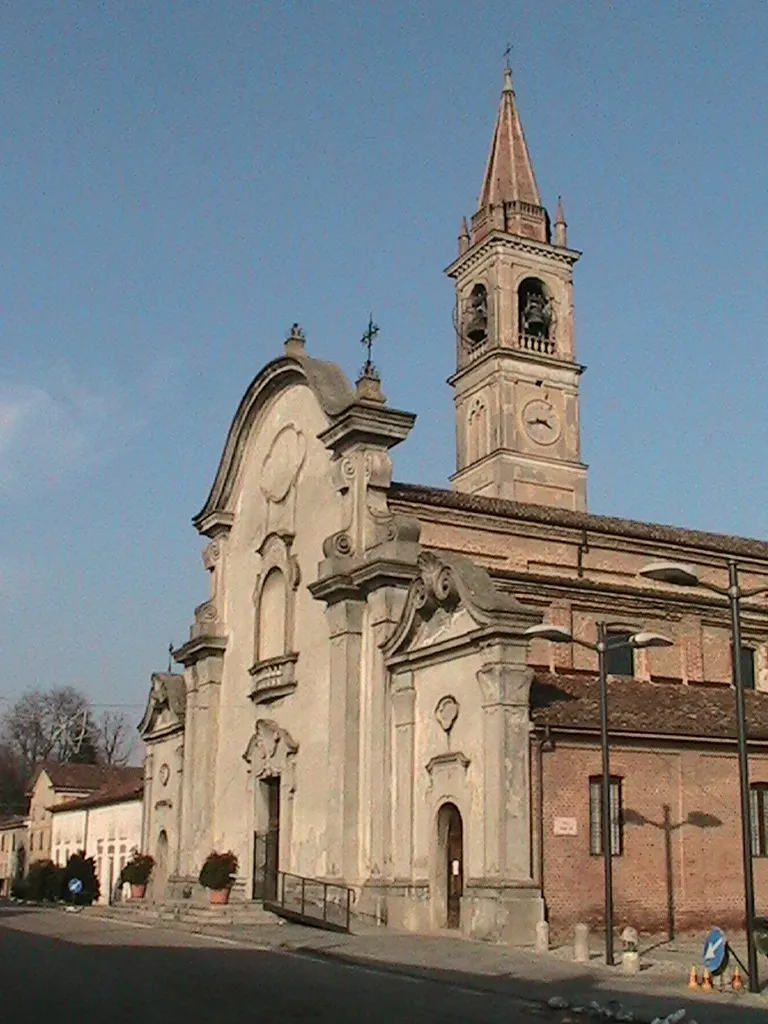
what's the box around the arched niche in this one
[250,534,300,704]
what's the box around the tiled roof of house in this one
[50,778,144,814]
[27,762,143,796]
[389,482,768,561]
[0,815,27,830]
[531,671,768,741]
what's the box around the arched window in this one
[467,398,488,464]
[258,568,287,661]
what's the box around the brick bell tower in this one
[446,67,587,511]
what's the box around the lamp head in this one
[638,561,701,587]
[524,624,574,645]
[630,631,674,650]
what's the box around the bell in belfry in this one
[522,292,549,338]
[465,284,488,345]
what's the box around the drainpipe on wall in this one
[533,727,554,915]
[83,808,90,859]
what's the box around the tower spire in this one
[474,67,546,243]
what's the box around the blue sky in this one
[2,1,767,714]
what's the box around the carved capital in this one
[476,663,534,708]
[393,688,417,729]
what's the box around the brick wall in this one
[538,737,768,940]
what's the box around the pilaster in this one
[476,646,535,882]
[310,374,420,885]
[391,675,415,880]
[325,597,365,879]
[142,752,154,853]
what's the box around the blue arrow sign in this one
[703,927,727,974]
[67,878,83,896]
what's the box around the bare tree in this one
[96,710,134,766]
[2,687,91,772]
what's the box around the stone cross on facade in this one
[360,314,379,377]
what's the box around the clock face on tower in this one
[522,398,561,446]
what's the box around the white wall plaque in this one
[553,816,578,836]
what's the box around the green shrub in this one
[119,852,154,886]
[10,877,29,900]
[26,859,64,902]
[198,850,238,890]
[62,851,99,905]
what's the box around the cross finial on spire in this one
[502,42,513,91]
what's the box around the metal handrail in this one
[264,870,354,933]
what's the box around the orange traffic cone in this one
[732,966,744,991]
[688,965,699,989]
[701,967,713,990]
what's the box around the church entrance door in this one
[438,802,463,928]
[264,777,281,902]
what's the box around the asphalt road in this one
[0,905,545,1023]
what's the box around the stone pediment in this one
[193,346,356,537]
[138,672,186,740]
[382,550,536,664]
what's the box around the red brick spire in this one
[473,68,548,244]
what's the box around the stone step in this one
[108,900,281,927]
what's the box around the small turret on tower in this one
[554,197,567,247]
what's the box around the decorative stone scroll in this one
[383,550,533,664]
[242,719,299,793]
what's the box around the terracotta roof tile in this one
[531,672,768,741]
[28,762,143,795]
[0,815,27,829]
[51,778,144,814]
[389,482,768,561]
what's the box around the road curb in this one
[285,944,654,1021]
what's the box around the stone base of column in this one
[355,879,543,944]
[460,884,545,944]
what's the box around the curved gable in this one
[193,352,355,536]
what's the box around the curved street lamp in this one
[526,622,673,965]
[639,558,768,993]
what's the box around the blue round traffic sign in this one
[703,927,727,974]
[67,878,83,896]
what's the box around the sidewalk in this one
[87,905,766,1023]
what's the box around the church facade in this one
[139,71,768,940]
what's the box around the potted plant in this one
[199,850,238,905]
[119,852,155,899]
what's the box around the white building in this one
[50,779,143,903]
[0,817,28,896]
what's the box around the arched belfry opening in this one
[518,277,552,342]
[464,283,488,346]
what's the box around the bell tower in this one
[446,68,587,511]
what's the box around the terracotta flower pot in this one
[130,884,146,900]
[209,888,231,906]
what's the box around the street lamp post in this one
[525,623,673,965]
[639,559,768,993]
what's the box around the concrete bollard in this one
[621,926,639,975]
[574,922,590,963]
[535,919,550,953]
